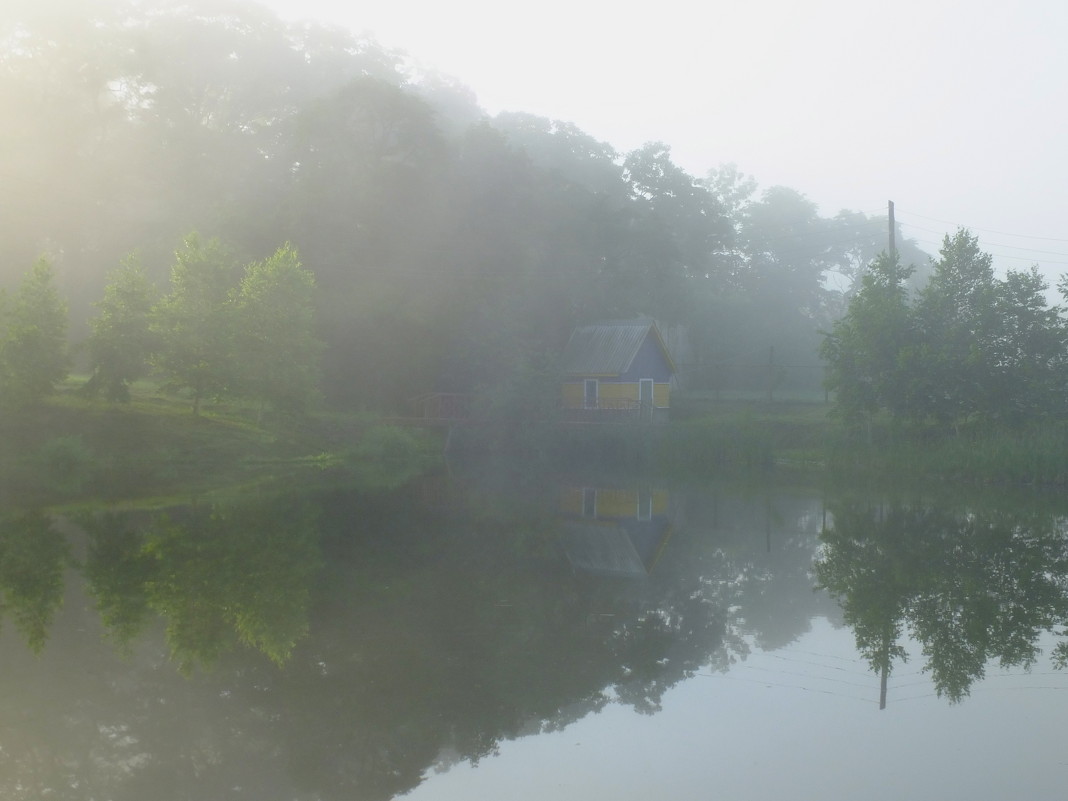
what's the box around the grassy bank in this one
[538,399,1068,488]
[671,399,1068,487]
[823,422,1068,487]
[9,384,1068,509]
[524,401,834,477]
[0,382,441,508]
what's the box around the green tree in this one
[820,252,915,426]
[739,186,841,324]
[83,254,157,402]
[986,266,1068,422]
[233,243,322,418]
[824,229,1068,430]
[829,210,932,298]
[910,229,999,426]
[151,232,237,415]
[492,112,624,197]
[623,141,729,289]
[0,257,69,409]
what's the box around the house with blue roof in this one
[559,319,676,421]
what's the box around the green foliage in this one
[658,417,777,474]
[36,434,94,495]
[136,498,323,673]
[81,512,156,649]
[820,252,914,425]
[2,2,938,421]
[232,243,322,417]
[826,422,1068,487]
[354,424,426,463]
[84,254,157,402]
[823,230,1068,432]
[151,232,238,415]
[348,424,438,488]
[0,511,70,653]
[0,257,69,410]
[818,498,1068,703]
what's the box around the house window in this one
[637,490,652,521]
[639,379,654,420]
[582,487,597,517]
[584,379,598,409]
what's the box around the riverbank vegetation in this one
[5,1,1068,497]
[0,381,440,508]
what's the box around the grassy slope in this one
[0,381,434,509]
[8,381,1066,511]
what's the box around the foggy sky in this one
[264,0,1068,281]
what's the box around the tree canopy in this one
[822,230,1068,430]
[2,0,944,414]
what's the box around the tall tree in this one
[151,232,237,415]
[820,252,915,425]
[910,229,999,426]
[739,186,841,329]
[0,257,69,409]
[83,254,157,402]
[986,266,1068,423]
[232,243,322,418]
[623,142,729,287]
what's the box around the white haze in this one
[264,0,1068,282]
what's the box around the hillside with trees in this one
[1,0,936,419]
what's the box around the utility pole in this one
[888,200,896,258]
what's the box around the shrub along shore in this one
[0,381,440,509]
[6,383,1068,511]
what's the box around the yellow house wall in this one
[594,489,636,517]
[560,487,670,518]
[561,380,671,408]
[654,384,670,407]
[598,383,636,403]
[651,490,668,515]
[562,383,584,408]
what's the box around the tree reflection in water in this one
[80,496,323,672]
[2,477,1067,798]
[817,496,1068,706]
[0,510,69,651]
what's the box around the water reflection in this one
[0,510,69,651]
[1,476,1067,797]
[77,497,322,672]
[559,485,674,576]
[817,496,1068,707]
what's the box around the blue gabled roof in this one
[559,320,676,376]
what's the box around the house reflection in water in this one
[559,486,674,577]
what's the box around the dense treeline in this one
[2,0,926,413]
[822,230,1068,431]
[0,235,319,416]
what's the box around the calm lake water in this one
[3,469,1067,800]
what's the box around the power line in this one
[698,670,876,704]
[896,209,1068,244]
[900,219,1068,259]
[907,236,1068,267]
[738,663,877,690]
